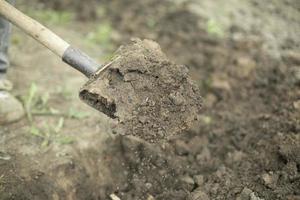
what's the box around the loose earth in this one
[80,39,202,143]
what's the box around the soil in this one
[1,0,300,200]
[80,39,202,143]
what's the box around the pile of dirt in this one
[91,0,300,199]
[80,39,202,143]
[99,48,300,199]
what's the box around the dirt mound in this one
[93,0,300,199]
[80,39,202,143]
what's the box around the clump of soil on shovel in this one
[80,39,202,142]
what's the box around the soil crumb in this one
[80,39,202,142]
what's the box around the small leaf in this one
[41,92,50,106]
[42,123,51,135]
[30,126,42,137]
[207,19,224,38]
[28,83,38,104]
[57,136,74,145]
[68,108,89,119]
[41,139,50,147]
[55,117,65,133]
[49,107,60,114]
[25,82,38,122]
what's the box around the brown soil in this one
[1,0,300,200]
[80,39,202,143]
[96,1,300,199]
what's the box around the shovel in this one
[0,0,101,78]
[0,1,202,142]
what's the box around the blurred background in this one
[1,0,299,199]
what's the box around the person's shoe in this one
[0,79,25,125]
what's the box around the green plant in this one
[68,108,89,119]
[30,117,74,146]
[86,23,112,47]
[55,86,73,100]
[27,9,74,25]
[11,34,22,45]
[23,82,38,122]
[147,18,157,28]
[206,19,224,38]
[22,82,53,122]
[21,83,79,146]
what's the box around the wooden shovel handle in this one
[0,0,99,77]
[0,0,69,57]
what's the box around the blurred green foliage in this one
[86,23,112,47]
[30,117,74,146]
[20,82,92,146]
[206,19,224,38]
[27,9,74,25]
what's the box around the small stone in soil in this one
[189,189,210,200]
[237,187,252,200]
[174,140,190,156]
[193,175,204,186]
[180,175,195,191]
[110,194,121,200]
[261,172,278,189]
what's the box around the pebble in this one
[287,195,300,200]
[236,188,265,200]
[0,151,11,161]
[169,92,185,106]
[211,74,231,91]
[189,189,210,200]
[204,93,218,108]
[250,192,264,200]
[145,182,152,190]
[187,136,208,155]
[261,172,278,188]
[293,100,300,111]
[236,57,257,78]
[226,151,245,163]
[236,187,252,200]
[232,34,262,50]
[282,50,300,65]
[180,175,195,191]
[196,147,211,163]
[174,140,190,156]
[138,116,148,124]
[147,195,155,200]
[283,161,298,178]
[289,66,300,84]
[110,194,121,200]
[193,175,204,186]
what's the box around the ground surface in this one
[1,0,299,200]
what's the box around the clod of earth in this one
[80,39,202,142]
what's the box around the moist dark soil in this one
[80,39,202,143]
[89,0,300,199]
[1,0,300,200]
